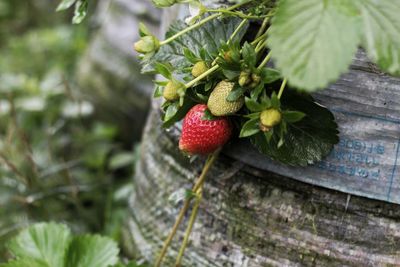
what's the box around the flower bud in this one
[238,71,251,87]
[134,36,159,54]
[152,0,176,7]
[249,73,261,89]
[191,61,208,78]
[260,108,282,131]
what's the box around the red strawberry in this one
[179,104,232,155]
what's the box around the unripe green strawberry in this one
[134,36,159,54]
[191,61,208,78]
[238,71,251,87]
[163,80,181,101]
[179,104,232,155]
[207,81,244,116]
[260,108,282,131]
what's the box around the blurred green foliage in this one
[0,1,136,262]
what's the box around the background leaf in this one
[56,0,77,11]
[250,90,339,166]
[72,0,88,24]
[356,0,400,76]
[65,235,119,267]
[141,17,248,73]
[7,223,71,267]
[0,259,49,267]
[268,0,360,91]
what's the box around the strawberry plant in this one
[0,223,148,267]
[132,0,400,265]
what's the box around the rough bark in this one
[77,0,160,142]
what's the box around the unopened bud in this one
[238,71,251,87]
[134,36,159,54]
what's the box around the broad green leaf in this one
[241,42,257,67]
[56,0,77,11]
[162,96,195,128]
[7,223,71,267]
[244,97,263,112]
[0,259,48,267]
[109,152,134,170]
[261,68,281,84]
[164,102,179,122]
[268,0,360,91]
[282,110,306,123]
[239,118,260,138]
[65,235,119,267]
[154,62,172,79]
[141,18,248,73]
[356,0,400,76]
[250,91,339,166]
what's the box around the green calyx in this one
[134,36,160,54]
[260,108,281,131]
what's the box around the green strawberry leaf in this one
[56,0,77,11]
[141,17,248,73]
[239,117,260,138]
[154,62,173,79]
[244,97,264,112]
[268,0,360,91]
[226,84,246,102]
[241,42,257,67]
[261,68,281,84]
[65,235,119,267]
[282,110,306,123]
[139,23,152,38]
[72,0,88,24]
[250,90,339,166]
[7,223,72,267]
[355,0,400,76]
[0,259,49,267]
[162,96,195,128]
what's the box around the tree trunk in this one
[123,4,400,266]
[77,0,160,143]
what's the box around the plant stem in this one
[153,150,220,267]
[257,51,271,70]
[185,64,219,88]
[174,187,203,267]
[277,78,287,99]
[255,17,269,38]
[211,18,248,66]
[160,0,252,46]
[160,13,220,46]
[154,199,192,267]
[251,32,267,46]
[205,9,271,20]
